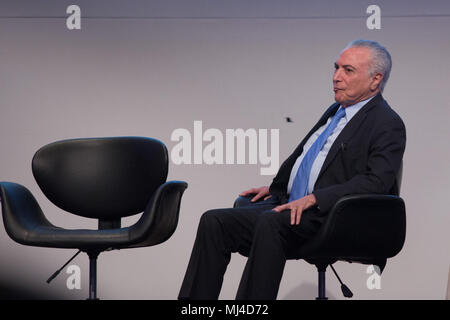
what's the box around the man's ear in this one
[370,73,383,91]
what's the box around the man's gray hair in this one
[345,39,392,93]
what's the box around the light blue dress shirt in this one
[287,95,375,196]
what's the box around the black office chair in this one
[234,164,405,300]
[0,137,188,299]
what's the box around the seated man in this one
[178,39,406,300]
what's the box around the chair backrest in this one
[396,160,403,194]
[32,137,168,220]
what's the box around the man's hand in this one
[272,194,317,225]
[239,186,272,202]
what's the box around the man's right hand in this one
[239,186,272,202]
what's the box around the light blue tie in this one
[289,107,346,202]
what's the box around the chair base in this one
[87,251,100,300]
[316,264,328,300]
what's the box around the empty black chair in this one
[0,137,188,299]
[233,163,405,299]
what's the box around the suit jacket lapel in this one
[315,94,382,184]
[269,102,340,200]
[291,103,340,159]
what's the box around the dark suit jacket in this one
[269,93,406,214]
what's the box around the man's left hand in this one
[272,194,317,225]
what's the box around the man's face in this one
[333,46,381,107]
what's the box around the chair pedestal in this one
[316,264,328,300]
[88,251,100,300]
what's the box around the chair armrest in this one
[0,182,54,245]
[299,194,406,260]
[126,180,188,248]
[233,195,256,208]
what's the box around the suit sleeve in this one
[312,117,406,213]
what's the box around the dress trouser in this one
[178,197,326,300]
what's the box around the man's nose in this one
[333,69,342,82]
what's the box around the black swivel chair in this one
[0,137,188,299]
[234,164,405,299]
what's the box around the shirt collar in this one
[341,95,376,122]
